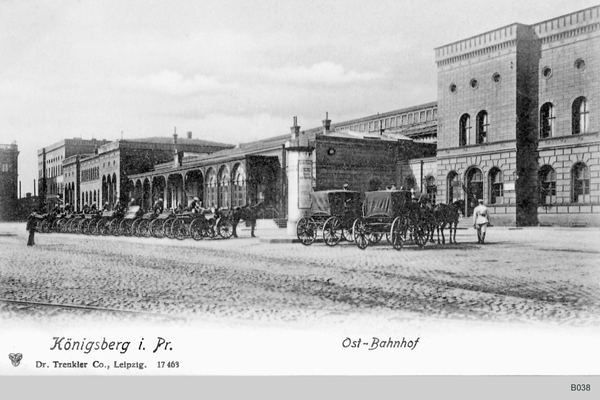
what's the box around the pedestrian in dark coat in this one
[26,211,37,246]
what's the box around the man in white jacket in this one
[472,199,490,244]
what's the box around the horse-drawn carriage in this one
[350,190,431,250]
[188,208,234,240]
[296,190,361,246]
[117,206,143,236]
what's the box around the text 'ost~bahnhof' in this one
[4,5,596,227]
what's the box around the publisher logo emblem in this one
[9,353,23,367]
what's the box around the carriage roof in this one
[123,205,141,219]
[363,190,411,218]
[310,190,361,215]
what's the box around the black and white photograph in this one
[0,0,598,392]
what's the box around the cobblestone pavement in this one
[0,223,599,330]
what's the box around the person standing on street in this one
[26,210,37,246]
[472,199,490,244]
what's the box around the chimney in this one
[322,111,331,135]
[290,116,300,141]
[19,181,21,198]
[187,131,192,139]
[173,133,178,144]
[34,179,36,196]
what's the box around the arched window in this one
[476,111,488,144]
[540,103,555,138]
[205,169,218,208]
[572,163,590,203]
[426,176,437,204]
[232,164,246,208]
[218,166,230,209]
[538,165,556,205]
[572,97,589,134]
[489,168,503,204]
[447,171,460,203]
[459,114,470,147]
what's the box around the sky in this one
[1,0,598,195]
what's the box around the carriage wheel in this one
[130,219,141,236]
[352,218,369,250]
[342,227,354,243]
[94,218,106,236]
[218,219,234,239]
[171,219,187,240]
[189,218,204,240]
[136,220,148,237]
[391,217,407,250]
[108,219,119,236]
[296,217,316,246]
[412,223,429,248]
[77,219,87,234]
[323,217,342,247]
[150,219,164,238]
[119,219,132,236]
[164,219,176,239]
[82,219,92,235]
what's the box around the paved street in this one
[1,222,599,330]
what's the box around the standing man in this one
[26,210,37,246]
[472,199,490,244]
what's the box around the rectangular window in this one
[426,110,432,121]
[391,117,396,127]
[401,115,407,125]
[420,111,426,122]
[433,109,437,119]
[408,114,414,124]
[385,118,390,128]
[369,122,374,131]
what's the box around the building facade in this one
[0,143,19,220]
[435,5,599,226]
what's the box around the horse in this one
[231,201,266,238]
[433,199,465,244]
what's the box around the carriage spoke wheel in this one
[131,219,142,237]
[391,217,407,250]
[164,219,176,239]
[342,227,354,243]
[412,224,429,248]
[323,217,342,247]
[296,217,316,246]
[171,219,187,240]
[119,219,132,236]
[218,219,234,239]
[151,219,164,238]
[189,218,204,240]
[352,218,369,250]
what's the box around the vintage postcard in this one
[0,0,598,390]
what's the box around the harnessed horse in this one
[231,201,266,238]
[432,199,465,244]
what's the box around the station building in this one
[435,5,599,226]
[35,5,599,227]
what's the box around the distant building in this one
[39,133,234,212]
[0,143,19,220]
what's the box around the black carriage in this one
[134,211,158,237]
[188,208,234,240]
[296,190,361,246]
[352,190,410,250]
[352,190,431,250]
[150,210,176,238]
[117,206,143,236]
